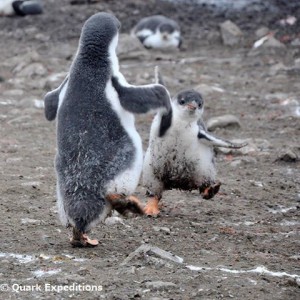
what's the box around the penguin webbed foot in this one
[144,195,161,217]
[199,181,221,200]
[70,227,99,247]
[107,194,144,216]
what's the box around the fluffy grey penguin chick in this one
[0,0,43,17]
[142,68,247,216]
[44,13,172,247]
[132,15,182,49]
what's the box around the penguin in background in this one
[44,12,172,247]
[132,15,182,49]
[0,0,43,17]
[142,68,247,216]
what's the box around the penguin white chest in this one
[141,29,180,49]
[105,80,143,194]
[151,119,216,183]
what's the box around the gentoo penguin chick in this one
[142,69,246,216]
[0,0,43,17]
[132,15,182,49]
[44,13,172,247]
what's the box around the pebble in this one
[3,89,24,97]
[206,115,241,131]
[153,226,171,234]
[17,63,47,78]
[255,27,269,38]
[12,51,41,73]
[117,34,148,59]
[120,244,184,266]
[219,20,243,46]
[195,83,225,97]
[21,218,41,225]
[145,281,176,291]
[276,149,298,162]
[231,157,257,167]
[105,216,126,226]
[33,99,45,109]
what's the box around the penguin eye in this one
[179,99,185,105]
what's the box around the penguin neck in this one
[78,47,109,65]
[108,35,120,76]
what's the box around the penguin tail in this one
[66,193,110,234]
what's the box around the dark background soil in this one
[0,0,299,299]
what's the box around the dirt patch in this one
[0,0,299,299]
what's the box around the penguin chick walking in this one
[44,13,172,247]
[142,69,246,216]
[132,15,182,49]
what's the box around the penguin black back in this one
[56,13,134,236]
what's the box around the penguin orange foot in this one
[106,194,144,216]
[199,182,221,200]
[144,196,160,216]
[70,228,99,248]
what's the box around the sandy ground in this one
[0,0,299,299]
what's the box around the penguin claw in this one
[200,182,221,199]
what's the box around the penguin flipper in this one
[111,75,171,115]
[197,120,247,148]
[44,75,68,121]
[154,66,172,137]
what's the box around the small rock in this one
[33,99,45,109]
[105,216,126,226]
[230,160,242,167]
[6,157,22,164]
[262,36,285,48]
[207,115,241,131]
[21,181,41,187]
[118,266,137,275]
[269,63,287,76]
[255,27,269,38]
[153,226,171,234]
[145,281,176,291]
[120,244,183,266]
[76,267,90,276]
[11,51,41,73]
[3,89,24,97]
[17,63,47,78]
[295,58,300,68]
[220,20,243,46]
[21,218,41,225]
[117,34,148,59]
[276,149,298,162]
[291,38,300,47]
[195,83,225,97]
[35,33,50,42]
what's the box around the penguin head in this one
[79,12,121,55]
[173,89,204,119]
[159,23,176,40]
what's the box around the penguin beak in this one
[186,102,197,111]
[162,33,169,40]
